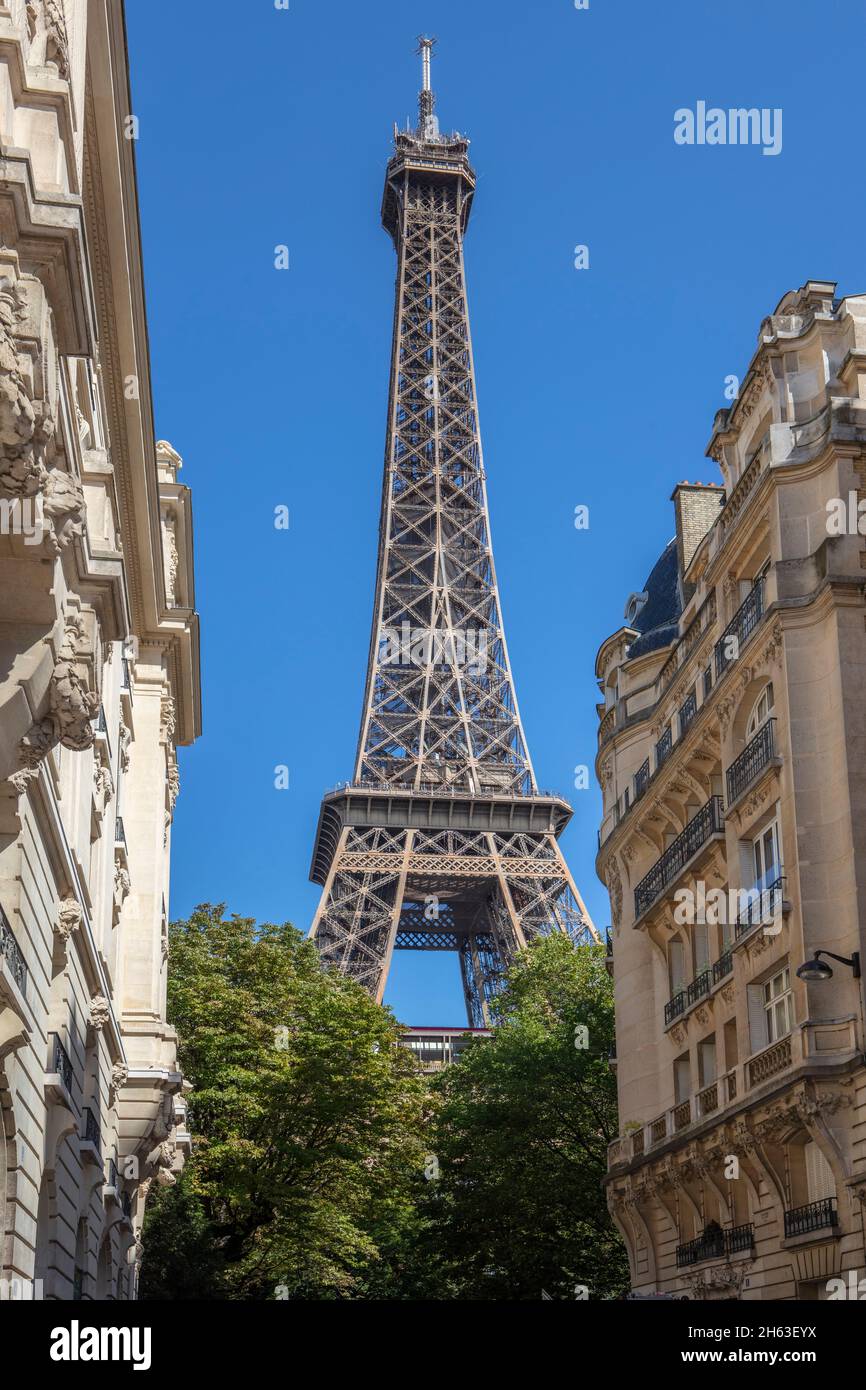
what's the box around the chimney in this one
[671,482,724,601]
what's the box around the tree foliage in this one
[140,909,627,1301]
[419,934,629,1300]
[139,905,430,1300]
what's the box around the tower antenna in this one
[415,35,439,140]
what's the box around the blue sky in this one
[125,0,866,1025]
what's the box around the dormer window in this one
[625,591,648,626]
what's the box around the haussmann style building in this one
[597,280,866,1301]
[0,0,200,1299]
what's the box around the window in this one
[674,1054,691,1104]
[698,1036,717,1088]
[679,688,697,735]
[747,682,775,738]
[703,665,712,701]
[634,758,650,799]
[655,726,673,770]
[669,938,686,995]
[763,966,793,1043]
[751,816,780,892]
[804,1141,835,1204]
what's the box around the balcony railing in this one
[748,1034,792,1088]
[712,948,733,985]
[679,690,697,736]
[115,817,127,850]
[697,1080,719,1117]
[634,758,650,800]
[676,1223,755,1268]
[121,657,132,693]
[49,1033,74,1094]
[83,1107,100,1150]
[784,1198,838,1240]
[715,579,764,678]
[665,959,723,1027]
[0,904,28,999]
[634,797,725,919]
[726,718,777,805]
[734,874,785,938]
[106,1156,119,1190]
[673,1100,691,1132]
[655,727,673,770]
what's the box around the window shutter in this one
[747,984,768,1054]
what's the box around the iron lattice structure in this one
[309,42,598,1026]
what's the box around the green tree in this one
[421,934,628,1301]
[139,905,431,1300]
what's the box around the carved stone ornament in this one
[56,896,82,941]
[160,694,176,745]
[110,1062,129,1099]
[605,857,623,929]
[113,863,130,909]
[166,762,180,812]
[89,993,111,1031]
[0,265,84,551]
[119,720,132,774]
[11,615,100,792]
[27,0,70,78]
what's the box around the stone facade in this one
[596,280,866,1300]
[0,1,200,1299]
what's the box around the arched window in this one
[747,682,774,738]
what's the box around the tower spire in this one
[415,35,439,140]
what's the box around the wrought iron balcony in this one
[784,1198,837,1240]
[655,727,673,770]
[106,1156,119,1191]
[712,948,733,985]
[0,903,28,999]
[726,718,777,805]
[634,758,650,800]
[714,579,764,678]
[666,949,733,1026]
[676,1223,755,1268]
[121,657,132,693]
[115,817,127,850]
[665,968,709,1026]
[665,990,686,1025]
[679,689,697,736]
[734,874,785,938]
[634,796,724,919]
[49,1033,74,1094]
[83,1107,100,1150]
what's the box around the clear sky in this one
[125,0,866,1025]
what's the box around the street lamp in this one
[796,950,861,982]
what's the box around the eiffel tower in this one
[309,40,598,1026]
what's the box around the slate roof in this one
[627,538,682,659]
